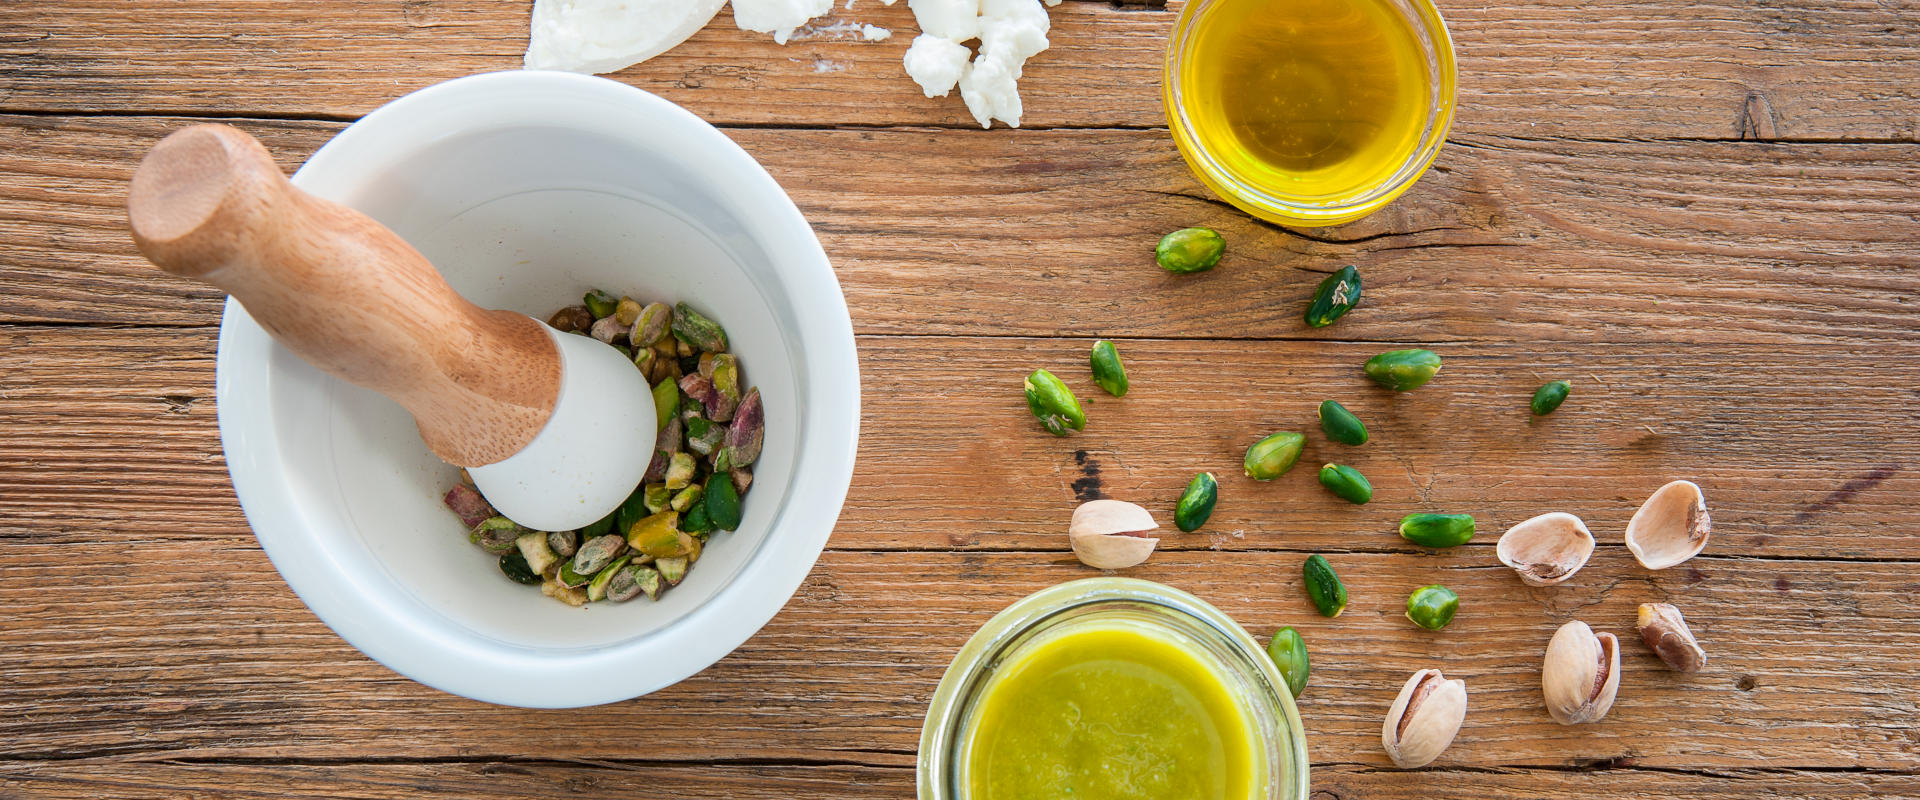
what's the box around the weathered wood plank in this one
[5,116,1919,342]
[1,761,1916,800]
[2,0,1917,140]
[3,327,1915,559]
[0,545,1914,769]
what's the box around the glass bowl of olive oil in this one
[917,578,1308,800]
[1164,0,1456,226]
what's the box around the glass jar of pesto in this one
[918,578,1309,800]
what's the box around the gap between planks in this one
[1,107,1914,146]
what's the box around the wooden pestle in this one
[127,124,560,468]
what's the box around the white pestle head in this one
[470,326,655,532]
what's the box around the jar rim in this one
[1161,0,1458,227]
[916,577,1310,800]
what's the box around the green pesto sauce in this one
[965,624,1259,800]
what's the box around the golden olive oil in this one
[1176,0,1432,200]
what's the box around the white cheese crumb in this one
[731,0,836,44]
[902,0,1051,127]
[862,23,892,40]
[524,0,729,74]
[903,34,971,97]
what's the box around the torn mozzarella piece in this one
[903,34,971,96]
[908,0,981,40]
[862,24,893,40]
[732,0,837,44]
[525,0,730,74]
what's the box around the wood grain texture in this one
[5,116,1919,342]
[1,543,1915,770]
[2,761,1916,800]
[4,327,1915,559]
[2,0,1917,140]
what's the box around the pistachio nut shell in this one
[1625,480,1711,570]
[1069,499,1160,570]
[1382,668,1467,769]
[1542,620,1620,725]
[1496,512,1595,586]
[1637,602,1707,673]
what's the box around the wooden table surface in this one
[4,1,1920,798]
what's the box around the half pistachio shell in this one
[1496,512,1595,586]
[1625,480,1711,570]
[1542,620,1620,725]
[1381,668,1467,768]
[1069,499,1160,570]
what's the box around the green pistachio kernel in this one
[1398,513,1476,548]
[1089,340,1129,397]
[1317,400,1369,446]
[705,472,743,531]
[1265,626,1310,698]
[670,302,729,353]
[1174,472,1218,532]
[582,289,618,319]
[1302,554,1348,618]
[1406,584,1460,630]
[1532,380,1572,416]
[1155,227,1226,274]
[1243,432,1306,481]
[1317,464,1373,505]
[1364,349,1442,391]
[498,551,542,585]
[651,377,679,432]
[1024,369,1086,436]
[1304,265,1362,328]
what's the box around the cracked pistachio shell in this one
[1496,512,1595,586]
[1318,400,1368,446]
[1364,349,1442,391]
[1625,480,1711,570]
[1304,265,1362,328]
[1637,602,1707,673]
[1069,499,1160,570]
[1155,227,1226,274]
[1244,431,1306,480]
[1543,620,1620,725]
[1382,669,1468,769]
[1090,340,1129,397]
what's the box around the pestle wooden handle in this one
[127,124,559,468]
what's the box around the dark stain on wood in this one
[1072,449,1103,502]
[1790,464,1902,523]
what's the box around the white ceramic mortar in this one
[214,71,859,707]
